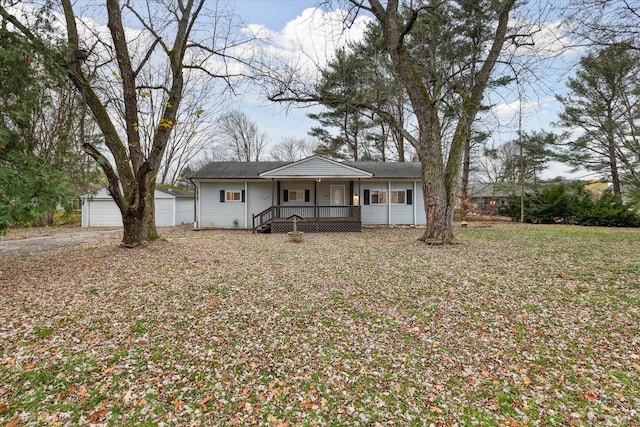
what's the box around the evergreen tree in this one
[0,27,97,231]
[556,44,640,199]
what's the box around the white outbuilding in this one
[80,187,194,227]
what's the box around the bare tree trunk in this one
[144,176,158,240]
[395,94,405,162]
[461,136,472,202]
[122,208,144,247]
[365,0,514,244]
[416,113,456,243]
[608,135,622,197]
[419,160,454,243]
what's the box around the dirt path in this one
[0,230,118,257]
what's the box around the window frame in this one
[390,190,406,205]
[226,191,242,202]
[288,190,305,202]
[370,190,387,205]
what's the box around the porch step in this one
[255,223,271,234]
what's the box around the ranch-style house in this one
[190,156,427,233]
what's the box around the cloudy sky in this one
[227,1,373,148]
[222,1,584,177]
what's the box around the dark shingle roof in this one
[192,160,422,179]
[344,162,421,179]
[156,187,194,198]
[191,162,289,179]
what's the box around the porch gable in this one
[259,155,373,179]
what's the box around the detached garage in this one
[80,187,193,227]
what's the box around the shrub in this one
[526,184,572,224]
[572,189,640,227]
[503,182,640,227]
[53,210,81,226]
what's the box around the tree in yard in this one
[1,1,252,246]
[309,35,413,162]
[556,44,640,198]
[460,128,490,202]
[269,0,526,242]
[308,110,373,161]
[135,66,223,187]
[476,132,555,189]
[270,137,316,162]
[217,110,267,162]
[0,24,99,231]
[351,0,516,242]
[307,46,396,161]
[561,0,640,51]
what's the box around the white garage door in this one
[155,199,174,226]
[88,200,123,226]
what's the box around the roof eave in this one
[260,174,373,179]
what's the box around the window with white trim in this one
[226,191,242,202]
[390,190,406,204]
[370,190,387,205]
[288,190,305,201]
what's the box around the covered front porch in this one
[252,157,371,233]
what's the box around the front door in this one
[330,185,345,218]
[330,185,345,206]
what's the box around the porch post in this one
[195,181,200,229]
[413,181,417,226]
[349,181,354,206]
[244,181,248,228]
[388,180,392,225]
[315,179,319,205]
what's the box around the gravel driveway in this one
[0,229,119,257]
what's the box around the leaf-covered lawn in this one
[1,225,638,426]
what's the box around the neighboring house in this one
[467,183,512,214]
[584,180,610,198]
[80,187,193,227]
[190,155,426,233]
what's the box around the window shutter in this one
[304,189,310,202]
[220,190,225,203]
[406,189,413,205]
[283,190,289,202]
[241,190,245,203]
[363,189,370,205]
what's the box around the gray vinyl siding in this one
[389,182,414,225]
[81,199,89,227]
[281,182,314,206]
[360,182,389,225]
[175,199,194,225]
[415,184,427,225]
[262,157,371,178]
[86,200,123,226]
[194,177,427,227]
[155,198,174,227]
[199,182,245,228]
[247,181,272,227]
[317,181,350,205]
[81,188,190,227]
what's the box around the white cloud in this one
[245,7,372,76]
[507,19,583,58]
[494,99,540,120]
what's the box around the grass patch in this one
[1,224,639,425]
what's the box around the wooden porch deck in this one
[253,206,361,233]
